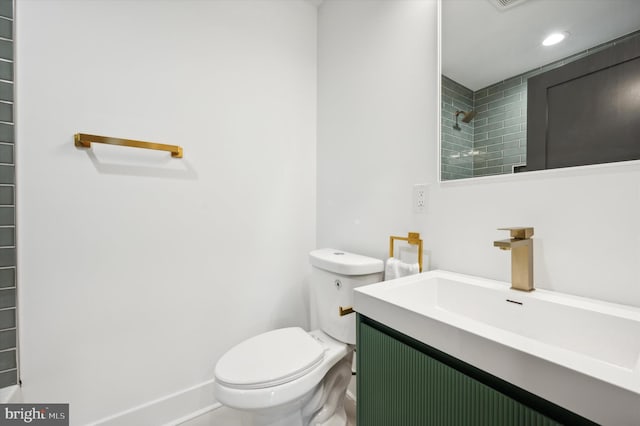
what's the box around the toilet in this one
[214,248,384,426]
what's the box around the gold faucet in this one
[493,227,534,292]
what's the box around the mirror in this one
[441,0,640,181]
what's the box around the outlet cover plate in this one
[413,183,427,213]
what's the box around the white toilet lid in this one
[215,327,325,389]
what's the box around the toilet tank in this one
[309,249,383,345]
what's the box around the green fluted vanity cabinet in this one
[356,315,594,426]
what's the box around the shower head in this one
[453,110,476,130]
[457,110,477,123]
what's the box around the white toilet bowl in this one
[214,328,352,426]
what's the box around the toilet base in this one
[236,351,353,426]
[306,351,352,426]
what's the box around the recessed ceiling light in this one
[542,32,568,47]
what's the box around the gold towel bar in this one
[74,133,183,158]
[389,232,423,272]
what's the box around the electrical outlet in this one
[413,184,427,213]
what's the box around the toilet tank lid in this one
[309,248,384,275]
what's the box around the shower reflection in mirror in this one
[440,0,640,181]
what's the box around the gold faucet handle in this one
[498,227,534,239]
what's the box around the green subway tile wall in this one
[0,0,15,389]
[442,30,640,180]
[441,76,474,180]
[473,75,527,177]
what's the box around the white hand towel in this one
[407,262,420,275]
[385,257,400,280]
[397,261,419,277]
[385,257,420,280]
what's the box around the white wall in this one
[427,165,640,306]
[317,0,436,256]
[317,0,640,308]
[16,1,317,424]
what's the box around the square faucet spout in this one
[494,228,534,292]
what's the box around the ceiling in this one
[442,0,640,91]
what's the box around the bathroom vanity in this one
[357,316,590,425]
[354,271,640,425]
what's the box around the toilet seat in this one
[214,329,349,411]
[215,327,325,389]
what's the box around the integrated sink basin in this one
[354,270,640,425]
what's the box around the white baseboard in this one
[90,379,218,426]
[166,402,222,426]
